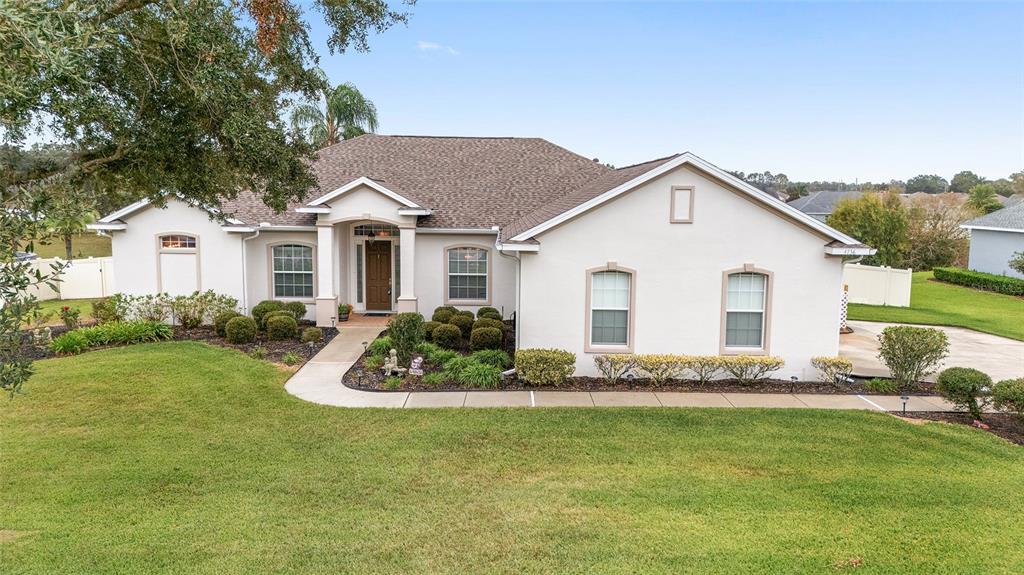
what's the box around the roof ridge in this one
[614,153,681,171]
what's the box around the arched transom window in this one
[272,244,314,298]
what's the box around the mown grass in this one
[24,232,111,259]
[849,271,1024,341]
[2,342,1023,574]
[28,297,103,326]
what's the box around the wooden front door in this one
[365,241,392,311]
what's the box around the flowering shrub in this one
[59,305,80,329]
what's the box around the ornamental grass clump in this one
[367,336,393,357]
[470,349,512,370]
[514,348,576,386]
[811,356,854,387]
[935,367,992,420]
[634,354,686,385]
[593,354,637,384]
[459,362,503,389]
[877,326,949,392]
[720,355,785,385]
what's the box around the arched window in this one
[271,244,314,298]
[159,234,197,250]
[587,267,634,351]
[445,246,489,303]
[723,271,770,350]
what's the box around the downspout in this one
[495,232,523,355]
[241,228,261,312]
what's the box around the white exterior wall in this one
[243,230,318,320]
[968,229,1024,279]
[518,166,845,380]
[110,198,244,302]
[414,233,516,318]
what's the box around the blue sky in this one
[308,1,1024,182]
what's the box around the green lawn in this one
[29,297,104,326]
[2,343,1023,574]
[24,232,111,259]
[849,271,1024,341]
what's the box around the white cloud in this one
[416,40,459,56]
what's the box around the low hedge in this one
[933,267,1024,296]
[514,348,576,386]
[591,353,786,385]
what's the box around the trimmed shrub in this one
[459,362,503,389]
[266,315,298,340]
[448,314,473,338]
[811,356,854,387]
[168,290,238,328]
[283,301,308,320]
[368,336,393,357]
[933,267,1024,296]
[686,356,724,385]
[91,298,121,324]
[471,349,513,370]
[472,318,505,333]
[877,326,949,391]
[936,367,992,419]
[470,327,503,351]
[423,321,441,341]
[432,306,457,323]
[388,312,425,364]
[301,327,324,344]
[214,310,242,337]
[635,354,685,385]
[225,316,258,344]
[514,348,576,386]
[993,378,1024,421]
[50,331,89,355]
[261,309,295,329]
[721,355,785,385]
[476,306,502,321]
[593,354,637,384]
[456,310,475,321]
[252,300,284,326]
[433,324,462,349]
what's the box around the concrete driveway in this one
[840,320,1024,382]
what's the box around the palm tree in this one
[290,71,378,148]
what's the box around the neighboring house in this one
[88,135,873,378]
[961,201,1024,279]
[786,191,864,222]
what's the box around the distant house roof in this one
[961,201,1024,233]
[786,191,864,218]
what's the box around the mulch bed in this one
[343,348,935,395]
[900,411,1024,446]
[19,323,337,367]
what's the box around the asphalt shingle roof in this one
[962,201,1024,231]
[787,191,864,215]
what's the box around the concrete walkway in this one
[841,320,1024,382]
[286,326,964,411]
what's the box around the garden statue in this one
[381,349,407,377]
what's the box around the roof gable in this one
[961,201,1024,233]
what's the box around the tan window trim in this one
[443,244,492,306]
[669,185,695,224]
[155,232,201,292]
[584,262,636,354]
[719,264,773,356]
[267,241,318,304]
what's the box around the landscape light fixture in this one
[789,375,798,393]
[900,395,909,415]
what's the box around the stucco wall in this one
[110,198,244,303]
[413,233,516,318]
[518,165,845,380]
[968,229,1024,279]
[243,230,318,319]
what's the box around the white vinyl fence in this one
[842,263,912,307]
[27,257,117,301]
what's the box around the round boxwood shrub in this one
[261,309,295,329]
[432,307,455,323]
[225,316,258,344]
[423,320,441,341]
[448,314,473,338]
[432,324,462,349]
[252,300,284,326]
[301,327,324,344]
[476,306,501,321]
[472,318,504,333]
[993,378,1024,420]
[470,327,503,351]
[283,301,307,320]
[213,310,242,337]
[936,367,992,419]
[266,315,298,340]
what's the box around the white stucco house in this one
[961,199,1024,279]
[88,135,873,378]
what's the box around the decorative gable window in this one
[723,270,770,351]
[271,244,314,299]
[446,246,488,303]
[159,234,197,250]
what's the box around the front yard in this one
[848,271,1024,341]
[2,342,1024,574]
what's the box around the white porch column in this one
[397,225,417,312]
[314,223,338,326]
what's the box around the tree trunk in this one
[64,233,73,260]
